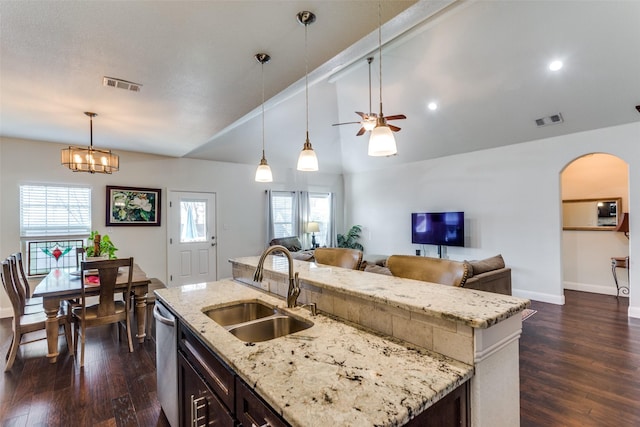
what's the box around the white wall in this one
[344,122,640,318]
[0,137,343,317]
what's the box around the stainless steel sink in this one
[227,315,313,343]
[204,301,276,327]
[203,300,314,342]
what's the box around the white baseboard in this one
[513,289,565,305]
[628,306,640,320]
[563,281,626,297]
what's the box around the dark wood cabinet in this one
[405,380,469,427]
[178,321,286,427]
[179,323,235,410]
[235,377,287,427]
[178,352,235,427]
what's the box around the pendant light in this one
[61,112,119,173]
[296,11,319,172]
[369,2,399,157]
[254,53,273,182]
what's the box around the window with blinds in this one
[309,192,331,247]
[20,184,92,237]
[271,191,296,239]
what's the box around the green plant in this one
[85,231,118,259]
[337,225,364,251]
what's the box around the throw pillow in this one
[463,261,475,278]
[466,254,505,275]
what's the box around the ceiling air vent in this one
[102,76,142,92]
[535,112,563,127]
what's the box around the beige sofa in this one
[463,255,512,295]
[362,254,512,296]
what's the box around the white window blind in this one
[271,191,295,238]
[20,185,92,237]
[309,192,331,247]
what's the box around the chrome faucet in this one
[253,245,300,308]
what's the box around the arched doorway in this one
[560,153,629,297]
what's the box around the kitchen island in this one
[156,255,529,426]
[157,279,473,426]
[231,256,530,427]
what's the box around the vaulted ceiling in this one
[2,1,639,175]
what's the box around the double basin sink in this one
[204,300,313,343]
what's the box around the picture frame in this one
[106,186,161,226]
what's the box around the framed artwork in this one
[106,186,161,226]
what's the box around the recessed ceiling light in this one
[549,60,563,71]
[427,102,438,111]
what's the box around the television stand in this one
[437,245,447,259]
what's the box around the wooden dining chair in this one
[75,247,85,268]
[72,257,134,367]
[11,252,39,300]
[65,247,87,310]
[8,254,43,315]
[1,259,72,371]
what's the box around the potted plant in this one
[337,225,364,251]
[85,230,118,260]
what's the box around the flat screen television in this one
[411,212,465,247]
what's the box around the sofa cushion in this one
[291,250,314,261]
[269,236,302,252]
[364,264,392,275]
[362,254,389,267]
[466,254,505,276]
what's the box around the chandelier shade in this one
[368,123,397,156]
[296,135,319,171]
[61,112,119,174]
[255,155,273,182]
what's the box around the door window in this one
[180,200,207,243]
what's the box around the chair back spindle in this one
[1,260,23,318]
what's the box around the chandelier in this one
[61,112,119,174]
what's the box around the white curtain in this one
[298,191,311,249]
[265,190,274,247]
[328,192,337,247]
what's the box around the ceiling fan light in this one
[368,125,397,156]
[297,140,319,171]
[363,117,377,131]
[255,157,273,182]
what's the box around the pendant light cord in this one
[261,60,266,157]
[368,57,373,115]
[378,1,383,116]
[305,20,309,140]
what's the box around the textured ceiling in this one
[1,0,639,175]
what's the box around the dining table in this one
[32,264,151,363]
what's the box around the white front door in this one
[167,191,217,287]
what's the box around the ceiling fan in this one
[332,57,406,136]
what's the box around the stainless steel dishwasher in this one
[154,300,178,427]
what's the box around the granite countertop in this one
[156,279,474,427]
[231,256,530,329]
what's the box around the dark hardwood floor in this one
[520,290,640,427]
[1,290,638,426]
[0,316,170,427]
